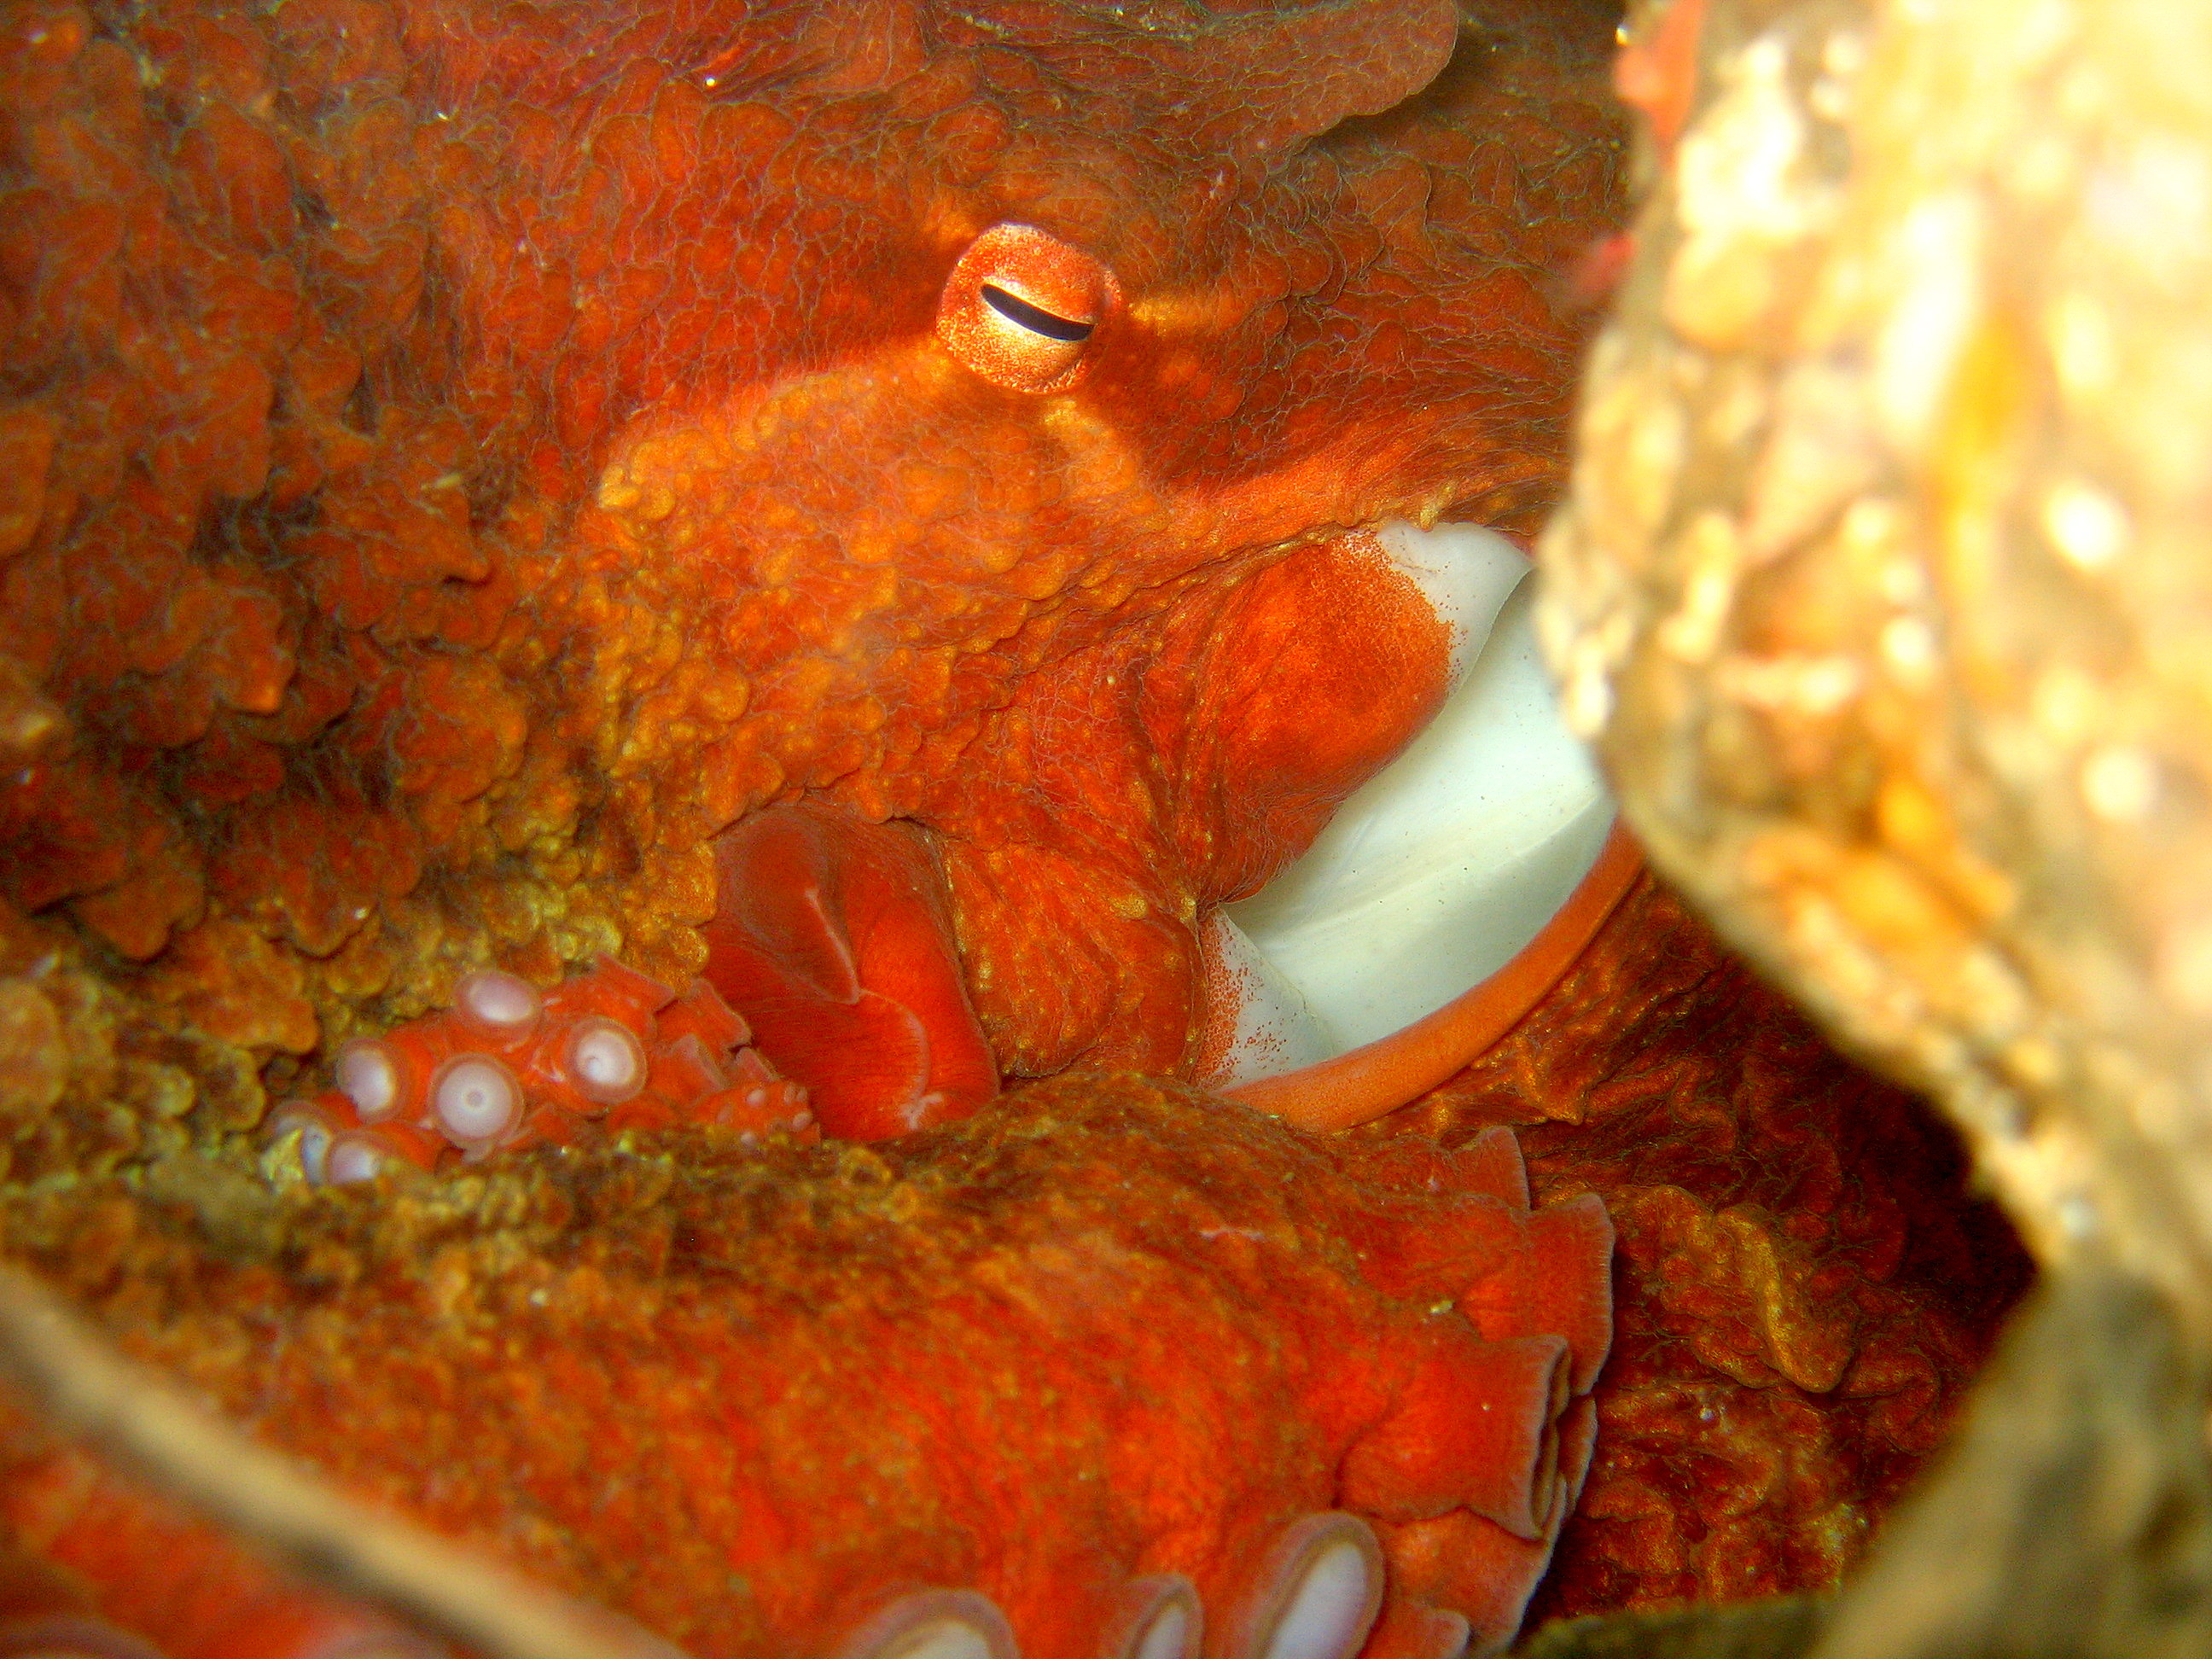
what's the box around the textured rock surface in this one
[1543,0,2212,1650]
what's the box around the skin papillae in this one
[0,0,2034,1652]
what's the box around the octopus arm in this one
[0,1077,1610,1659]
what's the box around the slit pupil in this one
[980,283,1093,343]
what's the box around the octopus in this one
[0,0,2034,1656]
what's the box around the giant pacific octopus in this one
[0,0,2031,1656]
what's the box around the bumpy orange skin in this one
[0,0,1625,1073]
[0,1079,1611,1659]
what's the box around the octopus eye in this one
[978,283,1092,342]
[935,222,1117,393]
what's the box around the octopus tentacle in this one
[1355,1602,1471,1659]
[0,0,1655,1647]
[8,1078,1610,1659]
[262,960,817,1185]
[1100,1577,1201,1659]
